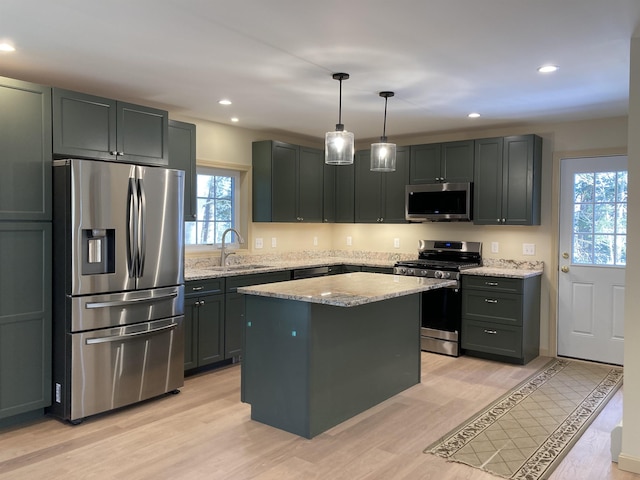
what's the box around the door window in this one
[572,170,627,265]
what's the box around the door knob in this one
[562,252,569,259]
[561,265,569,273]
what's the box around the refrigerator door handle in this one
[85,323,178,345]
[84,291,179,309]
[127,177,139,278]
[137,178,146,277]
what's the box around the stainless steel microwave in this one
[405,182,473,222]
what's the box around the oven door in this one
[421,284,462,356]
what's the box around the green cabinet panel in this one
[473,135,542,225]
[252,141,324,223]
[354,147,409,223]
[0,77,52,221]
[324,163,355,223]
[168,120,197,221]
[184,279,226,370]
[461,274,540,365]
[52,88,168,166]
[0,223,52,419]
[410,140,474,184]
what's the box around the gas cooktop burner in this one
[394,240,482,278]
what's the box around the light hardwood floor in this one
[0,353,636,480]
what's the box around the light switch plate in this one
[523,243,536,255]
[394,238,400,248]
[313,236,318,246]
[255,237,263,249]
[346,236,352,246]
[271,237,277,248]
[491,242,499,253]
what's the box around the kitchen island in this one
[238,272,455,438]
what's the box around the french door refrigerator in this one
[50,159,185,423]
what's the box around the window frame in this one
[185,165,241,251]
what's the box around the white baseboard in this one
[611,422,622,462]
[618,453,640,474]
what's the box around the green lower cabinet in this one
[461,274,541,365]
[0,222,52,422]
[184,279,225,371]
[224,293,244,359]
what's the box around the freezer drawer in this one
[70,285,184,332]
[68,316,183,421]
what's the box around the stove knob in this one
[434,270,443,279]
[399,268,406,274]
[420,270,428,277]
[443,271,451,279]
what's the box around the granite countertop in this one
[462,259,544,279]
[237,272,456,307]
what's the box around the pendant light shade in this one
[325,73,354,165]
[370,91,397,172]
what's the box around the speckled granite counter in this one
[462,259,544,279]
[238,272,456,307]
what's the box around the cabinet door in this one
[473,137,504,224]
[0,78,52,221]
[409,143,441,184]
[117,102,168,166]
[52,88,117,161]
[441,140,474,183]
[168,120,197,221]
[197,294,225,366]
[183,297,198,371]
[381,147,410,223]
[502,135,541,225]
[298,146,324,222]
[334,163,355,223]
[323,163,336,223]
[271,142,299,222]
[225,292,244,359]
[354,150,383,223]
[0,223,51,419]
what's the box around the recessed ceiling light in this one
[218,99,232,105]
[537,64,559,73]
[468,112,481,118]
[231,117,239,123]
[0,43,15,52]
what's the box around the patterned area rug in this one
[425,358,623,480]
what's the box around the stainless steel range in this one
[394,240,482,356]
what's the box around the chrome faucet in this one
[220,228,245,267]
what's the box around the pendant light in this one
[370,91,396,172]
[325,73,354,165]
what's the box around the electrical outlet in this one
[255,237,263,249]
[346,236,352,246]
[523,243,536,256]
[271,237,277,248]
[491,242,499,254]
[394,238,400,249]
[313,236,318,246]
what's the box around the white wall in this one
[619,35,640,473]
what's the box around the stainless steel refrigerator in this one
[50,159,185,423]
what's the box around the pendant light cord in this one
[382,96,388,139]
[338,78,343,125]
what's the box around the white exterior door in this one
[558,156,627,365]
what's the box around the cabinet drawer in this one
[185,278,225,297]
[462,275,522,293]
[226,271,291,293]
[462,290,523,326]
[462,319,522,358]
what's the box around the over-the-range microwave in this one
[405,182,473,222]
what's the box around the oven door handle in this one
[86,323,177,345]
[85,292,178,309]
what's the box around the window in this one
[185,167,240,245]
[572,170,627,265]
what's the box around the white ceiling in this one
[2,0,640,141]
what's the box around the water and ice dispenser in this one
[82,228,115,275]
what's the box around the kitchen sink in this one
[211,264,270,271]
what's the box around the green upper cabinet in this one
[473,135,542,225]
[52,88,169,166]
[323,163,355,223]
[409,140,474,184]
[354,147,409,223]
[168,120,197,221]
[0,77,52,221]
[252,140,324,223]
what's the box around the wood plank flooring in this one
[0,353,636,480]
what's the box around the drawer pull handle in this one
[483,329,498,335]
[192,286,204,291]
[485,282,499,286]
[485,298,498,304]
